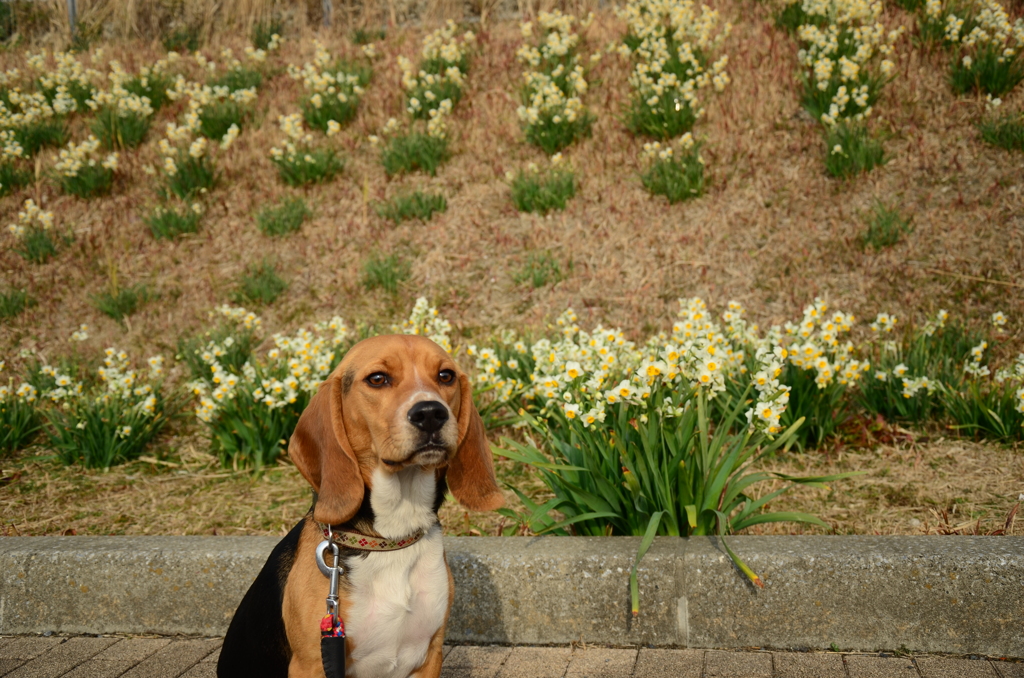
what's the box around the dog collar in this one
[322,526,426,552]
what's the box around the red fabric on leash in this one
[321,614,345,677]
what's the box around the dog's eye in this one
[438,369,455,385]
[366,372,389,387]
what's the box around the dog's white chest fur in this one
[344,468,448,678]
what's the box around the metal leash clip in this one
[316,538,341,578]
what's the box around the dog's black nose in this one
[408,401,449,433]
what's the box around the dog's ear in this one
[447,371,504,511]
[289,376,364,525]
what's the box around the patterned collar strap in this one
[324,527,426,552]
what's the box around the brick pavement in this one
[1,638,1020,678]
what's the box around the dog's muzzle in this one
[378,400,453,467]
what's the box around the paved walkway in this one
[1,637,1021,678]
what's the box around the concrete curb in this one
[1,536,1021,656]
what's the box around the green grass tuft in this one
[0,289,35,320]
[272,147,343,186]
[860,320,983,426]
[627,94,698,141]
[45,391,170,468]
[252,19,284,50]
[336,60,373,88]
[774,1,821,33]
[624,43,706,140]
[824,123,886,178]
[860,201,913,250]
[257,197,310,236]
[523,110,594,155]
[1,394,39,456]
[510,166,577,213]
[375,191,447,224]
[146,204,201,239]
[177,323,260,381]
[406,79,464,119]
[198,100,250,140]
[381,132,449,176]
[211,67,263,92]
[978,113,1024,151]
[14,119,67,157]
[362,253,410,294]
[59,164,114,199]
[943,380,1024,442]
[15,228,58,264]
[40,80,94,111]
[513,251,564,288]
[124,71,173,111]
[163,26,201,53]
[91,107,150,150]
[353,27,386,44]
[234,260,288,305]
[0,1,14,42]
[164,155,217,200]
[92,284,150,324]
[950,46,1024,97]
[0,163,31,197]
[301,69,365,132]
[641,147,705,203]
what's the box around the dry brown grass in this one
[1,5,1023,537]
[13,0,606,46]
[25,0,340,46]
[2,436,1020,536]
[750,437,1024,536]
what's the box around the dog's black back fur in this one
[216,517,304,678]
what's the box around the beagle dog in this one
[217,335,503,678]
